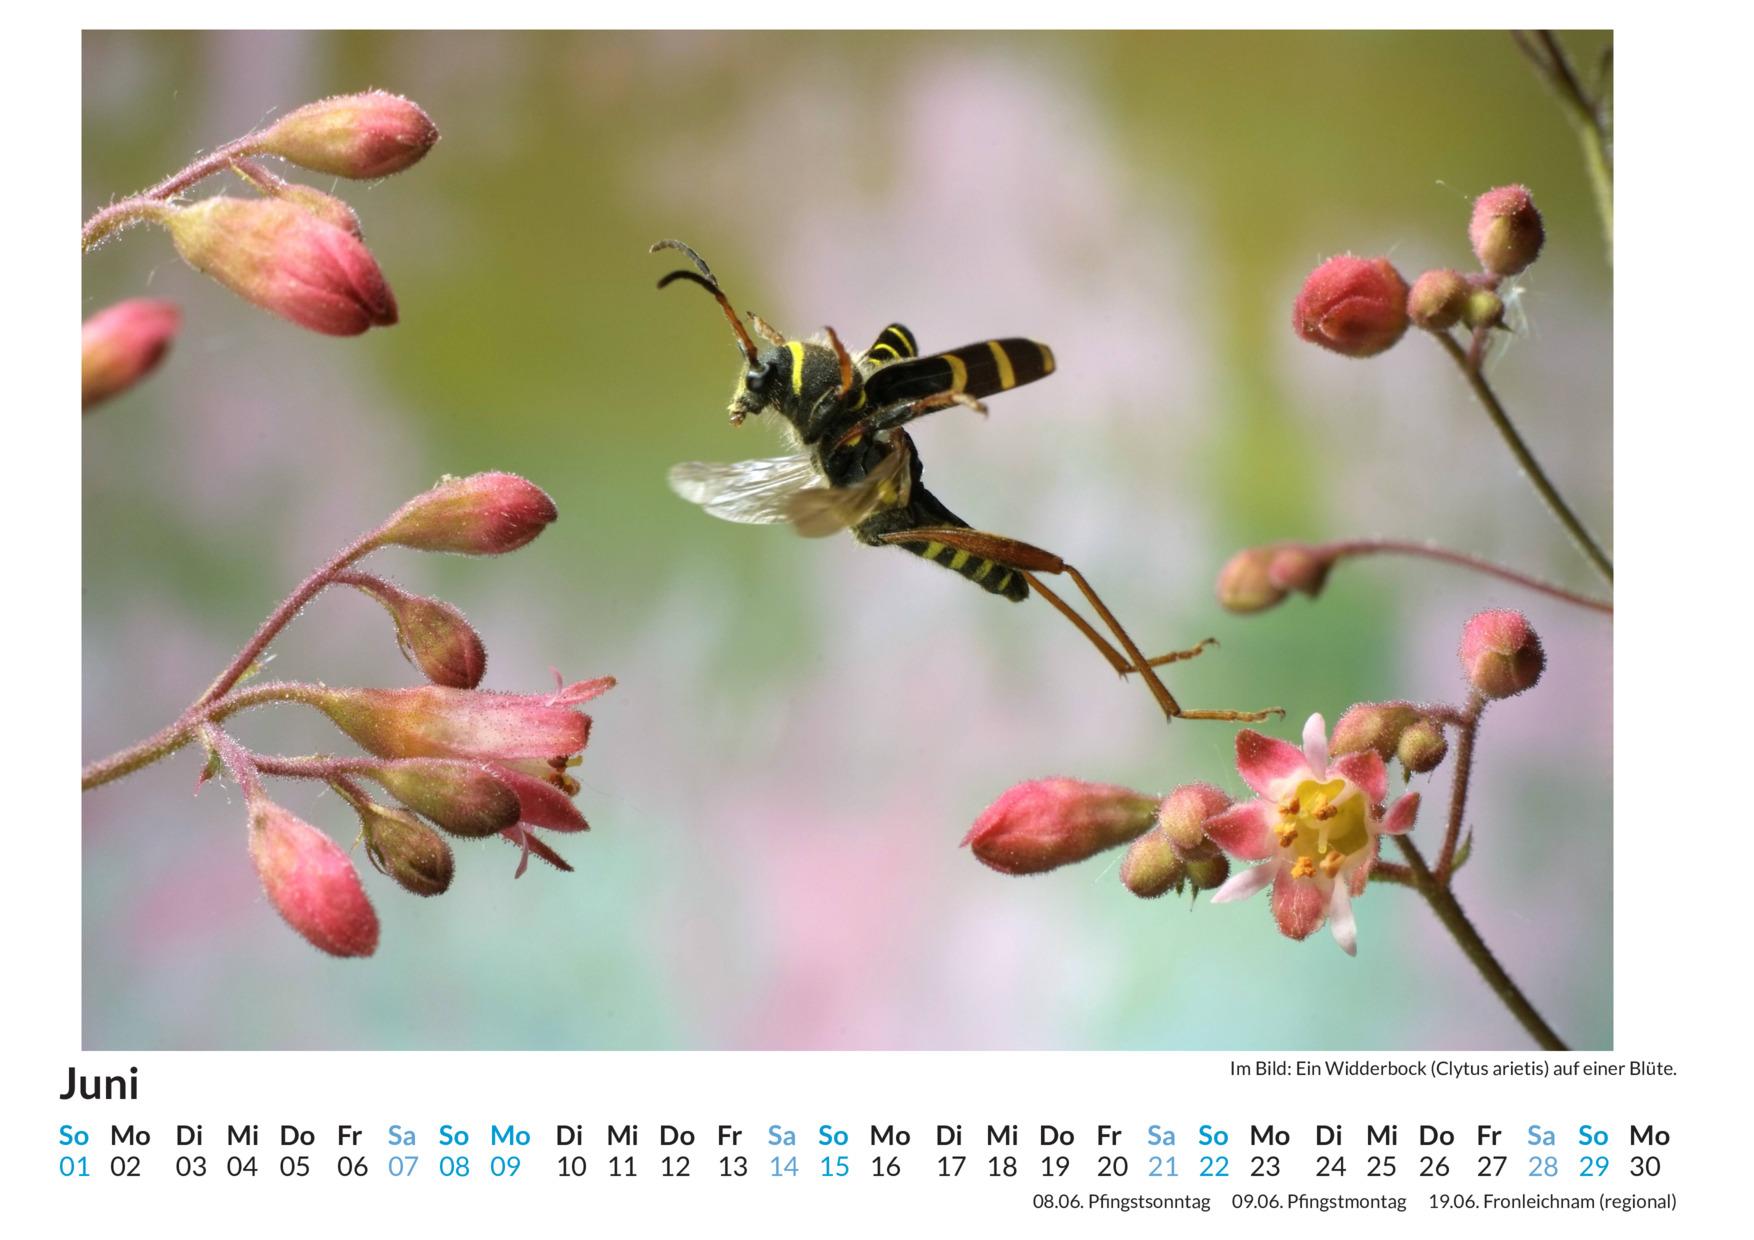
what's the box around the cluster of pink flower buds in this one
[1330,701,1450,777]
[964,714,1422,952]
[963,777,1233,900]
[178,472,612,958]
[1293,185,1546,359]
[81,91,438,407]
[966,608,1545,950]
[1216,541,1334,613]
[1328,608,1543,783]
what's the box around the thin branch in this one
[82,134,266,250]
[1434,693,1486,886]
[1431,330,1613,582]
[198,724,264,801]
[189,531,383,712]
[1322,538,1611,614]
[1513,30,1613,258]
[81,680,321,791]
[1396,835,1568,1050]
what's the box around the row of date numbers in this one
[62,1152,1666,1181]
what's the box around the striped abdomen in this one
[863,336,1056,406]
[854,485,1029,602]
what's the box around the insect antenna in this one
[651,239,759,363]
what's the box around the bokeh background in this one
[82,30,1612,1050]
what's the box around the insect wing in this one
[667,453,823,525]
[781,439,912,538]
[863,337,1056,405]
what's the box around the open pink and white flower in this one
[1205,713,1419,955]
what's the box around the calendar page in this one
[20,5,1733,1233]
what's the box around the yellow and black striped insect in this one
[654,239,1280,724]
[657,240,1052,601]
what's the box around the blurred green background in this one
[82,30,1611,1050]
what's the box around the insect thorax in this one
[730,340,866,444]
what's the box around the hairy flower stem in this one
[80,681,323,791]
[191,532,383,710]
[1434,692,1485,886]
[1321,539,1611,614]
[81,134,266,250]
[199,723,264,799]
[1432,331,1614,583]
[83,526,384,792]
[1396,835,1568,1051]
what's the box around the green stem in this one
[1515,31,1613,261]
[1396,836,1569,1051]
[1432,331,1613,583]
[1574,119,1613,260]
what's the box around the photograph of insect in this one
[653,239,1279,724]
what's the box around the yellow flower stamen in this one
[1274,778,1371,874]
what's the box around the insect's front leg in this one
[874,527,1282,725]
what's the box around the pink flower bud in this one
[358,800,454,897]
[342,574,487,688]
[1217,543,1332,612]
[363,758,522,837]
[1216,547,1284,613]
[1408,268,1469,331]
[309,680,608,764]
[1120,829,1186,898]
[257,91,439,179]
[1469,185,1544,277]
[375,473,558,556]
[1293,255,1410,358]
[247,796,378,957]
[1266,543,1332,599]
[163,196,397,335]
[964,778,1159,875]
[1459,609,1545,699]
[81,298,180,409]
[1156,782,1233,852]
[1329,701,1424,761]
[1396,717,1449,774]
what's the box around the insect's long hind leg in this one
[1054,563,1280,724]
[875,527,1282,725]
[1017,572,1137,676]
[994,571,1217,676]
